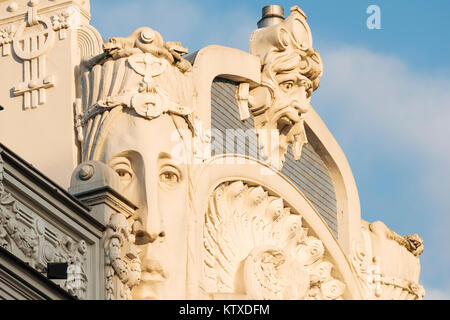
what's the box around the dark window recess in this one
[47,262,68,279]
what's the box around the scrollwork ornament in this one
[104,213,142,300]
[0,158,88,298]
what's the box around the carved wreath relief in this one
[203,181,345,300]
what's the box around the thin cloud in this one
[90,0,256,53]
[88,1,450,297]
[314,46,450,292]
[423,288,450,300]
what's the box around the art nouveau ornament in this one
[0,25,14,56]
[78,27,194,151]
[0,155,89,299]
[203,181,345,300]
[0,0,428,300]
[104,212,141,300]
[351,220,425,299]
[68,3,424,301]
[10,1,57,109]
[2,1,78,110]
[51,7,79,40]
[77,26,195,299]
[243,6,323,170]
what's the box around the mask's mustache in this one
[272,95,309,117]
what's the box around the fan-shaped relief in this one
[77,24,104,59]
[202,180,345,300]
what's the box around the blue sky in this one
[90,0,450,299]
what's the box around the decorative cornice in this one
[0,179,88,299]
[0,144,100,226]
[0,1,90,26]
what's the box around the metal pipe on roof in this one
[257,5,285,28]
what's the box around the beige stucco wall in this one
[0,0,91,188]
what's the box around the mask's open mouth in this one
[272,106,308,164]
[254,102,309,169]
[277,116,296,136]
[275,107,302,140]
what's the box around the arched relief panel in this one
[77,24,104,60]
[190,155,362,300]
[189,44,361,256]
[210,77,339,236]
[74,24,105,159]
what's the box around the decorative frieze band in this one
[0,154,88,299]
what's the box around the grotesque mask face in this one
[101,113,190,299]
[248,6,322,170]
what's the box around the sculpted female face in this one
[100,112,189,299]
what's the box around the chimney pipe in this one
[257,5,284,28]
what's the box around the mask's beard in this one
[254,98,308,170]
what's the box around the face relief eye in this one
[159,165,181,188]
[109,157,134,186]
[281,80,295,92]
[117,168,132,179]
[115,166,133,184]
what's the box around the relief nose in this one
[292,99,309,114]
[133,220,165,245]
[291,87,309,114]
[132,176,166,245]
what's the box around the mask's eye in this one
[159,165,181,189]
[280,80,295,92]
[109,158,134,186]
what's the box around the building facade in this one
[0,0,424,300]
